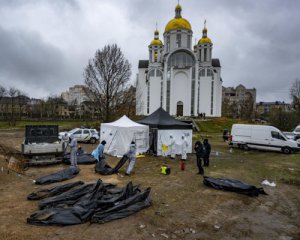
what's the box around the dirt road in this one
[0,130,299,240]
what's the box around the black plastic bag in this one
[38,183,96,210]
[27,180,151,226]
[63,153,97,165]
[91,188,151,223]
[203,176,267,197]
[95,155,128,175]
[34,166,79,185]
[27,181,84,200]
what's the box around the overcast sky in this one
[0,0,299,102]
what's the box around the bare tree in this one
[0,85,6,98]
[7,87,21,126]
[84,44,131,122]
[0,85,7,119]
[221,98,232,117]
[115,85,136,117]
[290,78,300,115]
[240,93,255,120]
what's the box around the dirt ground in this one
[0,129,300,240]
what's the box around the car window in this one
[271,131,279,139]
[295,127,300,133]
[90,130,96,134]
[83,130,90,134]
[69,128,79,134]
[271,131,286,141]
[74,130,82,135]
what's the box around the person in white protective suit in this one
[125,141,136,176]
[69,134,78,168]
[61,132,69,153]
[181,135,188,160]
[169,135,176,159]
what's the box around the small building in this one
[256,101,292,117]
[61,85,90,105]
[222,84,256,118]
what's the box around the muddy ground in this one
[0,129,299,240]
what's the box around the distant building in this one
[222,84,256,107]
[136,4,222,117]
[222,84,256,118]
[61,85,89,105]
[256,101,292,117]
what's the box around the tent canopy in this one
[102,115,147,128]
[138,107,193,129]
[100,115,149,157]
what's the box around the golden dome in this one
[165,18,191,32]
[175,4,182,10]
[198,37,212,44]
[154,29,159,35]
[164,4,192,32]
[150,39,163,45]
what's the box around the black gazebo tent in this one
[138,107,192,154]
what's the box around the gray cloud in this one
[0,0,299,102]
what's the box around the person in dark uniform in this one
[203,139,211,167]
[194,141,204,175]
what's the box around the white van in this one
[230,124,300,154]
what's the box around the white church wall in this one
[199,77,211,116]
[171,71,191,116]
[215,79,222,116]
[136,69,147,115]
[149,76,161,113]
[214,68,222,116]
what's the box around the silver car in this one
[59,128,99,144]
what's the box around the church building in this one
[136,4,222,117]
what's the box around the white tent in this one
[100,115,149,157]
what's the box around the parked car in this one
[59,128,99,144]
[283,132,296,140]
[230,124,300,154]
[292,125,300,140]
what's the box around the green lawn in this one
[195,117,250,133]
[193,132,300,187]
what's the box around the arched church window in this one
[154,51,158,62]
[147,81,150,114]
[166,69,171,112]
[204,48,207,61]
[207,69,214,80]
[168,52,194,68]
[199,69,205,77]
[166,35,170,52]
[148,69,155,77]
[211,80,214,115]
[176,34,181,47]
[156,70,163,77]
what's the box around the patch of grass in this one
[201,133,300,187]
[195,117,250,133]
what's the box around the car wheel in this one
[282,147,291,154]
[90,137,96,144]
[243,144,249,151]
